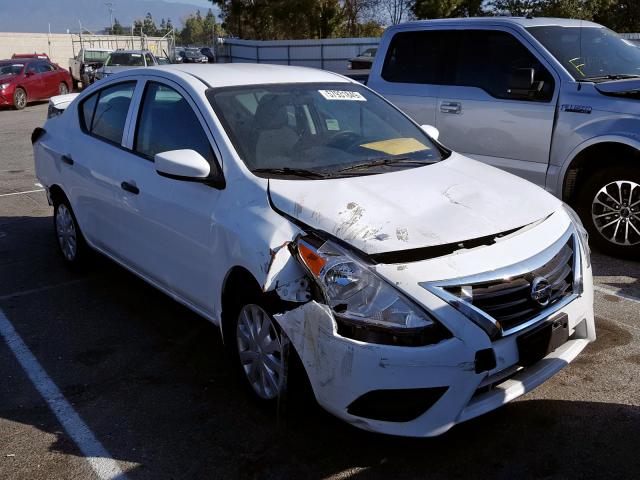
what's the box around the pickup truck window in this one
[527,26,640,80]
[84,51,110,63]
[105,53,145,67]
[382,29,554,101]
[382,30,456,84]
[454,30,554,102]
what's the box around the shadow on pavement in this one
[0,214,638,479]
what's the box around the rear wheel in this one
[59,82,69,95]
[13,88,27,110]
[53,198,88,267]
[576,166,640,258]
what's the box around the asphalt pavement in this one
[0,102,638,480]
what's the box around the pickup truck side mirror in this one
[155,149,210,181]
[508,68,544,98]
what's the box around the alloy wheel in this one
[14,89,26,109]
[236,304,284,400]
[591,180,640,246]
[56,204,77,261]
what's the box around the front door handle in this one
[61,154,74,165]
[440,101,462,114]
[121,181,140,195]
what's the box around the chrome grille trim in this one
[420,227,582,338]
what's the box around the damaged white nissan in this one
[33,64,595,437]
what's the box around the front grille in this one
[443,238,575,332]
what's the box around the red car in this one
[0,58,72,110]
[12,53,51,60]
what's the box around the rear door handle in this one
[440,101,462,114]
[61,154,74,165]
[121,181,140,195]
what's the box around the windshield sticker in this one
[318,90,366,101]
[360,138,430,156]
[325,118,340,131]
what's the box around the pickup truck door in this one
[435,28,558,187]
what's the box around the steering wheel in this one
[326,130,362,150]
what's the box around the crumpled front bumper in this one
[273,212,595,437]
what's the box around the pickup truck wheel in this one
[53,199,88,268]
[59,83,68,95]
[13,88,27,110]
[577,167,640,258]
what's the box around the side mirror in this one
[155,149,210,181]
[421,124,440,141]
[25,70,35,77]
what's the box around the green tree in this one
[411,0,485,18]
[108,18,125,35]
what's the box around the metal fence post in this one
[320,43,324,70]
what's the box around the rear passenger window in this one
[80,82,135,144]
[382,30,457,84]
[134,82,214,163]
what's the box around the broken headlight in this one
[294,235,450,346]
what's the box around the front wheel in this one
[576,166,640,258]
[235,303,286,401]
[13,88,27,110]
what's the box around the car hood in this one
[268,153,562,256]
[594,78,640,99]
[101,66,144,73]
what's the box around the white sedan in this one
[33,64,595,437]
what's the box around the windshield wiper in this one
[251,167,328,179]
[335,156,432,174]
[580,74,640,82]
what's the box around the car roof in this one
[83,48,112,51]
[392,16,603,30]
[145,63,352,88]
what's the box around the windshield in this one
[528,26,640,80]
[85,51,111,63]
[208,83,444,179]
[105,53,145,67]
[0,63,24,76]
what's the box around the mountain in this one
[0,0,219,33]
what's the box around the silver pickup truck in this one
[368,17,640,258]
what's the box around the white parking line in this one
[0,308,128,480]
[0,279,91,302]
[0,189,45,197]
[594,285,640,304]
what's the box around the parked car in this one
[0,58,71,110]
[347,47,377,70]
[95,50,157,81]
[182,48,207,63]
[69,48,112,88]
[33,64,594,437]
[156,57,171,65]
[12,53,50,60]
[368,17,640,258]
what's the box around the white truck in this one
[367,17,640,258]
[68,48,112,88]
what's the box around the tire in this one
[59,82,69,95]
[576,166,640,258]
[232,299,287,403]
[53,198,88,268]
[13,87,27,110]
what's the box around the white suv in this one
[33,64,595,437]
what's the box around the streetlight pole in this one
[105,2,114,34]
